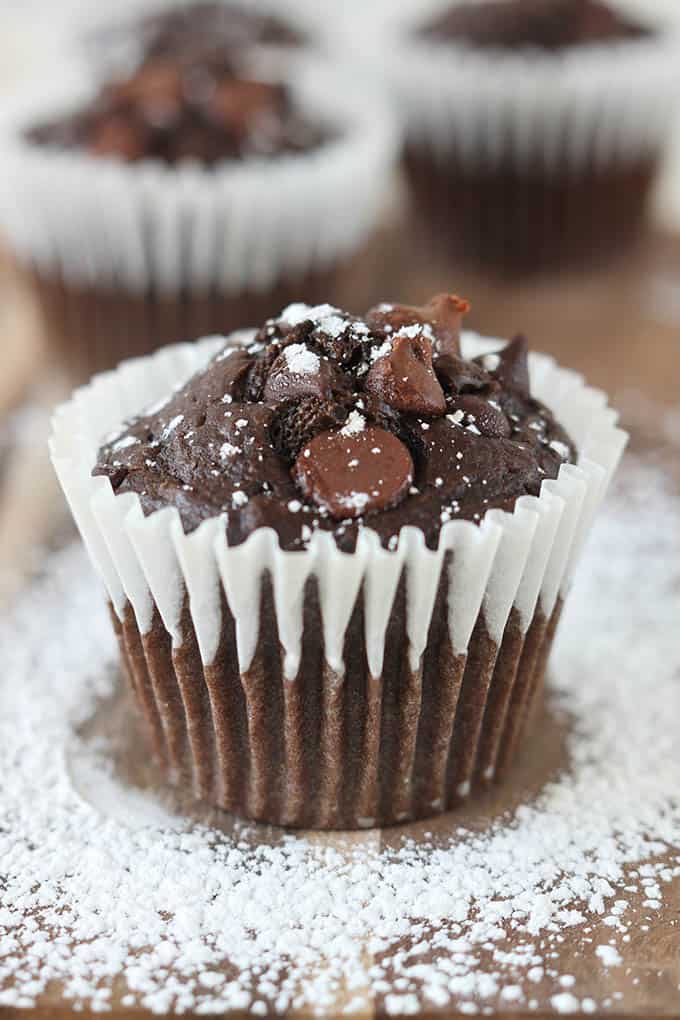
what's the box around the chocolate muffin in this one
[0,46,396,381]
[378,0,680,274]
[50,293,626,829]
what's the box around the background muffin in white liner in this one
[357,0,680,274]
[0,57,398,381]
[49,317,626,830]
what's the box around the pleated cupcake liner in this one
[111,580,563,828]
[50,330,627,829]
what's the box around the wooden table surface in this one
[0,227,679,1020]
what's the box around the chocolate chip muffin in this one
[0,45,396,381]
[375,0,680,274]
[51,294,626,828]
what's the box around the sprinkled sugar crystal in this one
[370,340,393,363]
[279,303,349,338]
[395,322,434,342]
[220,442,241,460]
[340,410,366,436]
[283,343,320,376]
[549,439,571,460]
[483,353,501,371]
[447,411,465,426]
[160,414,184,439]
[111,435,139,452]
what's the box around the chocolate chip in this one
[88,114,148,161]
[367,293,470,361]
[108,61,184,110]
[365,332,446,417]
[294,425,413,520]
[208,79,283,135]
[447,395,511,439]
[437,356,492,397]
[263,345,337,405]
[493,335,530,398]
[423,293,470,360]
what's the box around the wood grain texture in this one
[0,228,679,1019]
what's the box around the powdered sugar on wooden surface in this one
[1,453,679,1016]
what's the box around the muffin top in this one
[419,0,652,51]
[106,1,304,62]
[94,295,576,552]
[26,52,324,165]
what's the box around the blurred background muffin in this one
[367,0,680,276]
[1,0,680,411]
[0,4,397,381]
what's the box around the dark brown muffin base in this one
[27,266,340,382]
[110,562,563,830]
[405,148,658,276]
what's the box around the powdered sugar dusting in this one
[220,442,241,460]
[279,303,350,339]
[370,339,393,363]
[394,322,434,342]
[160,414,184,440]
[111,435,139,452]
[341,410,366,437]
[1,454,680,1015]
[283,343,321,376]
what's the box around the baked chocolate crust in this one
[419,0,652,51]
[95,295,576,550]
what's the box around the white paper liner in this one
[50,330,627,682]
[352,0,680,173]
[0,57,398,295]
